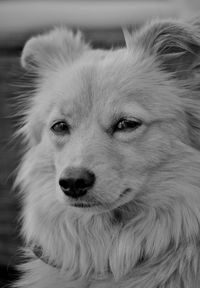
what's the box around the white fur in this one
[15,17,200,287]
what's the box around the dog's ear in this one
[131,17,200,79]
[131,17,200,148]
[21,28,88,72]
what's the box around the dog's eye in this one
[51,121,70,135]
[113,118,142,133]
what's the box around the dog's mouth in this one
[70,189,132,210]
[119,188,131,198]
[71,202,100,208]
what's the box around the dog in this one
[14,16,200,288]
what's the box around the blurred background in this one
[0,0,199,286]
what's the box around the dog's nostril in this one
[59,178,72,192]
[59,168,96,198]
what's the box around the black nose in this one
[59,167,96,198]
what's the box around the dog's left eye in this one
[113,118,142,133]
[51,121,70,135]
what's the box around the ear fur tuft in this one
[133,16,200,149]
[21,27,89,72]
[133,18,200,78]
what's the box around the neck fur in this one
[37,197,197,283]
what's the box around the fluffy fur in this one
[15,16,200,288]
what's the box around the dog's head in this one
[19,18,200,217]
[16,18,200,284]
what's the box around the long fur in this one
[15,17,200,288]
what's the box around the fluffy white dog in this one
[15,16,200,288]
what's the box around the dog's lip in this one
[120,188,131,197]
[70,189,132,209]
[71,202,100,208]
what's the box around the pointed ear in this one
[21,28,89,72]
[133,18,200,79]
[132,17,200,149]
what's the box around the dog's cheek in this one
[17,142,63,242]
[92,167,125,203]
[39,137,67,204]
[92,147,147,203]
[111,130,174,195]
[135,125,175,168]
[116,149,149,198]
[31,139,61,207]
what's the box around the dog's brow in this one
[108,99,152,123]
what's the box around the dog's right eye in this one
[51,121,70,135]
[112,117,142,133]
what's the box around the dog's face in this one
[38,53,184,212]
[19,19,200,216]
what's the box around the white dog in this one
[15,16,200,288]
